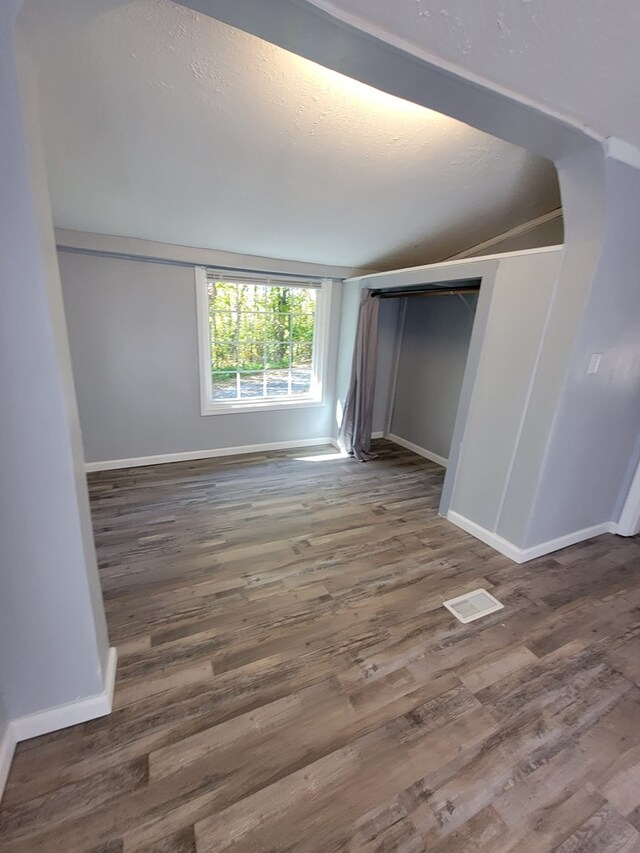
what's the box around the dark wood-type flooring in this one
[3,441,640,852]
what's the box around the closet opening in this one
[370,280,480,300]
[365,276,483,513]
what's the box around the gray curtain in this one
[338,288,380,461]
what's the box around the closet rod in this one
[371,285,480,300]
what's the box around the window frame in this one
[195,266,332,416]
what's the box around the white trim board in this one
[55,229,371,280]
[85,438,337,472]
[0,647,117,802]
[447,209,563,261]
[386,433,448,468]
[447,510,617,564]
[0,726,17,805]
[606,138,640,171]
[345,247,559,287]
[616,454,640,536]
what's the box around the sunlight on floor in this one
[292,451,348,462]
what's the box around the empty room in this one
[3,2,640,852]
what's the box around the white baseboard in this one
[85,438,335,472]
[446,512,525,562]
[520,522,618,561]
[371,431,385,439]
[447,510,617,564]
[1,647,117,802]
[386,433,448,468]
[11,647,117,742]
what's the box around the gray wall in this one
[59,250,342,463]
[496,145,608,546]
[0,4,110,740]
[522,157,640,545]
[390,293,478,460]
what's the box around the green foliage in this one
[208,281,316,375]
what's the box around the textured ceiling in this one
[22,0,560,270]
[308,0,640,152]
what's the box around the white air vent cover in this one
[443,588,504,624]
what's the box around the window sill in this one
[200,397,325,416]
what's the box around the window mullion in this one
[235,283,241,400]
[262,305,267,399]
[288,311,293,397]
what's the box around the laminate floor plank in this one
[2,440,640,852]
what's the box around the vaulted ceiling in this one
[23,0,561,270]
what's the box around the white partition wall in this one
[343,247,592,563]
[445,250,564,558]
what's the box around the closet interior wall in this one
[388,291,478,466]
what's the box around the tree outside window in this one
[207,280,317,402]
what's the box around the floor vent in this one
[443,588,504,624]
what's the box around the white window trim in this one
[195,266,333,416]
